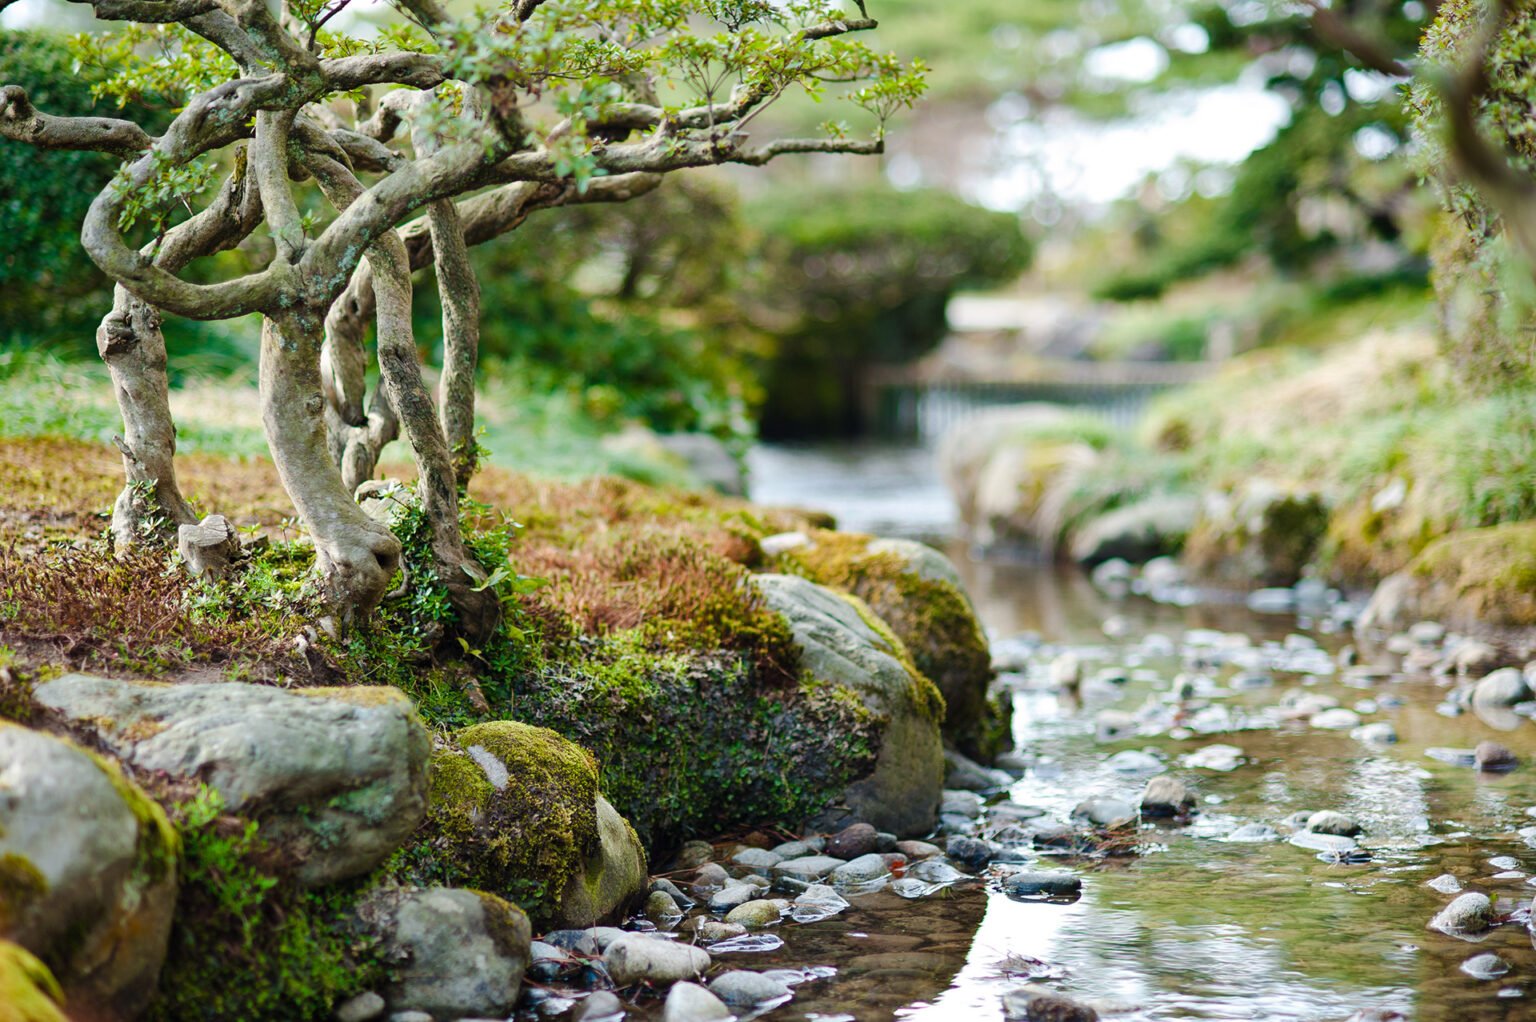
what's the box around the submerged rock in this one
[32,673,428,887]
[752,574,946,837]
[1002,871,1082,899]
[1474,741,1519,773]
[1460,952,1510,980]
[772,855,845,885]
[356,887,531,1019]
[723,899,782,929]
[1071,797,1136,828]
[1306,811,1362,837]
[0,722,178,1019]
[1140,776,1195,818]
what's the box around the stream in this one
[550,443,1536,1022]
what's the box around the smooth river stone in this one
[772,855,844,884]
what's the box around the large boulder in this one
[32,674,429,887]
[772,531,1008,761]
[1069,494,1200,567]
[1182,482,1329,587]
[356,887,531,1019]
[0,722,178,1019]
[1358,522,1536,635]
[0,942,68,1022]
[750,573,945,837]
[405,721,646,928]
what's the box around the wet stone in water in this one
[1474,741,1519,773]
[1002,871,1083,901]
[1427,893,1494,937]
[1426,874,1463,894]
[709,969,794,1007]
[1460,953,1511,980]
[946,835,996,869]
[1225,823,1280,842]
[826,822,879,858]
[1306,810,1363,837]
[773,855,845,886]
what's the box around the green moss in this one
[836,589,947,727]
[779,531,1005,758]
[82,746,179,891]
[1407,522,1536,627]
[0,940,67,1022]
[146,786,382,1022]
[0,855,47,926]
[389,722,600,926]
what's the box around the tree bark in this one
[428,196,480,489]
[259,312,402,623]
[96,288,200,549]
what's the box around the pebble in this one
[790,884,849,923]
[1140,776,1194,818]
[940,790,985,819]
[907,858,966,884]
[1426,892,1493,936]
[1181,744,1244,771]
[826,822,879,858]
[1309,708,1361,730]
[692,862,729,891]
[646,890,683,924]
[1426,747,1478,767]
[1225,824,1279,842]
[946,835,997,869]
[1002,871,1083,899]
[895,839,944,860]
[1104,749,1164,775]
[574,990,626,1022]
[1475,741,1519,773]
[708,883,761,913]
[543,929,599,955]
[1001,987,1100,1021]
[673,840,715,870]
[1461,952,1511,980]
[829,853,890,886]
[335,992,386,1022]
[731,847,782,873]
[605,936,711,986]
[772,855,845,885]
[696,921,746,942]
[1426,874,1463,894]
[662,982,732,1022]
[1306,810,1362,837]
[528,940,570,981]
[723,899,782,929]
[1289,831,1358,855]
[650,877,694,909]
[771,840,815,859]
[1351,722,1398,744]
[1473,668,1532,707]
[1072,797,1136,828]
[708,970,794,1007]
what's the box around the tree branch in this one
[0,86,154,157]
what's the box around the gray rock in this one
[723,899,782,929]
[944,748,1015,792]
[1140,776,1194,818]
[1069,494,1199,567]
[1001,988,1099,1022]
[542,930,598,955]
[673,841,715,871]
[0,723,178,1018]
[388,1013,434,1022]
[790,884,849,923]
[336,992,387,1022]
[946,835,996,869]
[830,853,891,886]
[1072,797,1136,828]
[605,935,711,986]
[574,990,626,1021]
[556,795,650,929]
[655,433,745,496]
[825,823,879,859]
[646,891,683,924]
[358,887,531,1019]
[1453,640,1501,677]
[907,859,967,884]
[693,862,730,892]
[941,789,985,819]
[650,877,694,910]
[730,847,783,873]
[1409,621,1446,646]
[33,673,428,886]
[709,970,793,1007]
[1289,831,1358,855]
[770,840,815,859]
[1306,811,1362,837]
[1427,892,1493,936]
[1473,668,1532,708]
[1426,874,1462,894]
[751,574,944,837]
[696,921,746,943]
[1224,824,1279,842]
[1309,708,1361,730]
[1104,749,1164,776]
[1475,741,1519,773]
[771,855,844,885]
[708,883,762,913]
[662,982,733,1022]
[1002,871,1082,899]
[1351,722,1398,744]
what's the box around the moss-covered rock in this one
[0,722,178,1019]
[356,886,531,1019]
[1183,482,1330,587]
[32,675,430,888]
[394,722,645,928]
[774,531,1007,762]
[750,573,945,837]
[1359,522,1536,633]
[0,941,67,1022]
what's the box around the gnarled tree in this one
[0,0,922,635]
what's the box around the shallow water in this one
[595,444,1536,1021]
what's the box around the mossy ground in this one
[0,435,885,897]
[1407,521,1536,628]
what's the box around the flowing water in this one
[560,444,1536,1022]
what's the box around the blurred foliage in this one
[0,32,118,349]
[1409,0,1536,390]
[741,182,1031,436]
